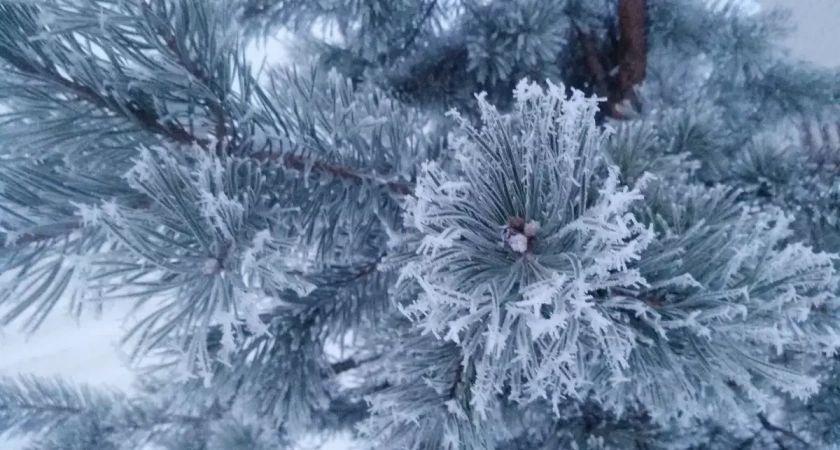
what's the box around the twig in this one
[330,354,382,374]
[141,1,229,155]
[449,363,463,399]
[251,151,413,195]
[0,220,81,248]
[756,413,810,448]
[0,39,201,147]
[388,0,438,62]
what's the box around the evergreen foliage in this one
[0,0,838,448]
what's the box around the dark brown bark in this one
[616,0,648,110]
[578,0,648,119]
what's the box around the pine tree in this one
[0,0,838,449]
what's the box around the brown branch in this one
[0,24,412,250]
[251,151,413,195]
[0,6,409,252]
[1,186,153,247]
[1,195,154,248]
[0,95,410,250]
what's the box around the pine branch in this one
[1,220,82,247]
[0,375,200,437]
[0,44,200,147]
[140,0,230,155]
[0,150,412,250]
[387,0,438,63]
[0,195,155,248]
[735,431,760,450]
[204,257,386,358]
[0,6,414,250]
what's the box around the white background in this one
[760,0,840,68]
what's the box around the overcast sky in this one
[759,0,840,68]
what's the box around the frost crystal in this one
[507,233,528,253]
[395,79,655,416]
[74,202,102,227]
[523,221,540,238]
[203,257,222,275]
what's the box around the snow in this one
[507,233,528,253]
